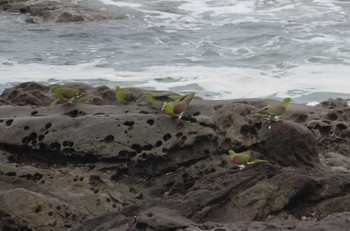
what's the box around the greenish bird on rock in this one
[145,91,182,107]
[256,97,292,121]
[161,92,195,119]
[50,86,89,106]
[228,150,269,170]
[115,85,136,103]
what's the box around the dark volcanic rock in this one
[1,0,129,22]
[0,82,350,231]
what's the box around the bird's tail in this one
[247,159,269,165]
[177,92,195,105]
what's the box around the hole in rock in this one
[31,111,38,116]
[29,132,37,141]
[253,122,262,130]
[63,141,74,147]
[136,223,148,229]
[147,119,155,126]
[5,172,16,176]
[50,142,61,151]
[89,175,102,186]
[45,123,52,130]
[143,144,153,151]
[35,206,42,213]
[176,123,184,129]
[123,121,135,127]
[23,126,30,131]
[102,135,115,143]
[156,140,163,147]
[240,125,257,136]
[38,134,45,142]
[34,173,43,181]
[118,150,135,159]
[316,125,331,135]
[141,152,148,160]
[131,144,142,153]
[66,110,79,118]
[176,132,183,138]
[5,119,13,126]
[192,111,200,116]
[22,137,30,145]
[163,133,172,141]
[336,123,347,131]
[328,112,338,121]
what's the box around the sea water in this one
[1,0,350,103]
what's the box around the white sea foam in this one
[98,0,142,8]
[1,1,350,103]
[1,58,349,101]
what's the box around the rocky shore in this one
[0,0,130,22]
[0,82,349,231]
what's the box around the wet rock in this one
[320,98,348,109]
[0,83,350,231]
[1,0,127,22]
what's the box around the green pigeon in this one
[145,92,181,107]
[228,150,269,170]
[115,85,136,103]
[161,92,195,119]
[256,97,292,121]
[50,86,88,106]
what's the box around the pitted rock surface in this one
[0,83,350,231]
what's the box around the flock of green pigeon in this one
[49,85,292,170]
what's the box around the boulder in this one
[0,82,349,230]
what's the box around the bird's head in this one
[228,150,236,158]
[283,97,292,108]
[49,86,58,94]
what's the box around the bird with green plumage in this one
[50,86,89,106]
[228,150,269,170]
[256,97,292,121]
[161,92,195,119]
[115,85,136,103]
[145,91,182,107]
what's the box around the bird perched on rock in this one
[115,85,136,103]
[161,92,195,119]
[145,91,181,107]
[228,150,269,170]
[50,86,88,106]
[256,97,292,121]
